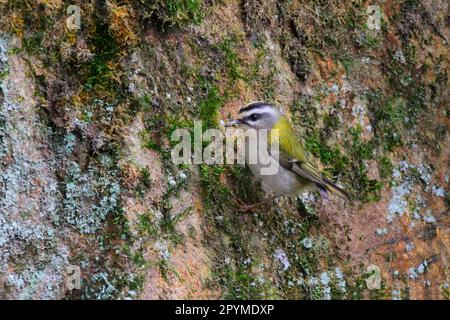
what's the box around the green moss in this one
[197,81,222,129]
[378,156,393,179]
[132,250,149,268]
[137,211,159,238]
[301,117,382,202]
[367,93,405,151]
[345,126,382,202]
[143,138,161,151]
[276,0,371,81]
[112,207,131,241]
[144,0,205,28]
[348,126,374,160]
[22,31,45,54]
[83,21,120,92]
[218,37,244,81]
[6,1,55,55]
[0,63,9,81]
[134,167,152,198]
[339,55,354,72]
[443,284,450,299]
[199,165,229,208]
[221,265,264,299]
[161,207,192,234]
[127,274,145,293]
[323,110,340,132]
[363,33,381,48]
[229,166,262,205]
[305,131,349,174]
[248,43,277,101]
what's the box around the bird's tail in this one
[287,159,352,202]
[321,178,352,202]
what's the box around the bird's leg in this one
[239,196,277,212]
[232,198,256,212]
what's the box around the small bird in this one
[226,101,351,210]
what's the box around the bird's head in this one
[225,102,282,129]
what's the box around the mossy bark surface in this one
[0,0,448,299]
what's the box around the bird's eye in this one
[249,114,260,121]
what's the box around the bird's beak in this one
[224,119,243,127]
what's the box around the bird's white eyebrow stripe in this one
[238,106,274,118]
[239,101,270,113]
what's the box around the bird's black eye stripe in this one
[248,114,260,121]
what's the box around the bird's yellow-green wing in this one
[270,116,308,162]
[270,116,351,201]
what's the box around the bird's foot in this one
[239,203,259,212]
[231,198,261,212]
[232,197,275,212]
[239,200,271,212]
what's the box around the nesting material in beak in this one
[224,119,242,127]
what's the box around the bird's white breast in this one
[248,160,303,196]
[244,131,304,196]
